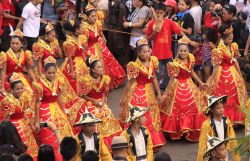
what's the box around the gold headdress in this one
[44,56,56,66]
[10,29,24,38]
[178,35,189,44]
[85,3,96,13]
[136,38,148,47]
[223,26,233,35]
[88,55,99,65]
[45,23,54,33]
[9,73,21,84]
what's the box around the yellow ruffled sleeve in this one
[32,42,44,60]
[231,42,239,57]
[63,41,76,57]
[150,56,159,70]
[32,82,43,101]
[103,75,110,94]
[51,39,63,58]
[78,76,92,96]
[211,48,223,66]
[25,50,34,66]
[0,94,16,119]
[97,11,105,21]
[188,53,195,67]
[167,62,179,78]
[0,52,6,68]
[126,62,140,80]
[78,35,88,49]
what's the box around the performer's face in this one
[138,45,150,61]
[12,82,24,98]
[211,102,224,117]
[88,11,97,24]
[177,45,189,59]
[92,61,104,75]
[223,33,233,46]
[45,66,57,81]
[84,123,96,135]
[211,144,227,160]
[10,37,22,53]
[46,30,56,42]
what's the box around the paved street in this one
[107,84,246,161]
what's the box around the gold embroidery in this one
[7,49,25,67]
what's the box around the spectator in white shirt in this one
[189,0,202,34]
[16,0,47,50]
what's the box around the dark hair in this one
[203,27,218,44]
[0,155,15,161]
[210,0,221,4]
[81,150,99,161]
[0,144,15,156]
[0,121,27,156]
[155,2,167,12]
[218,24,232,39]
[38,145,55,161]
[85,9,96,17]
[11,35,23,43]
[44,63,57,72]
[154,151,172,161]
[179,0,191,6]
[177,43,189,49]
[60,137,77,161]
[9,80,23,90]
[86,56,100,76]
[63,20,82,33]
[17,154,33,161]
[224,4,236,16]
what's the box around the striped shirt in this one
[201,40,212,62]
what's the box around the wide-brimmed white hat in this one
[73,107,102,126]
[205,95,228,115]
[127,106,148,123]
[203,136,227,160]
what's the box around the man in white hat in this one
[203,136,228,161]
[120,106,153,161]
[74,108,112,161]
[196,95,240,161]
[111,136,129,161]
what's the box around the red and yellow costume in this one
[0,49,34,91]
[33,75,74,154]
[81,21,126,88]
[160,54,205,141]
[61,34,89,94]
[79,74,122,150]
[33,39,88,129]
[119,56,166,147]
[0,91,38,157]
[206,40,248,123]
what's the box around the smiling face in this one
[45,65,57,81]
[91,61,104,75]
[223,33,233,46]
[10,37,22,52]
[177,44,189,59]
[87,10,98,24]
[12,82,24,98]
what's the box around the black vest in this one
[78,131,100,155]
[210,116,228,139]
[127,126,148,156]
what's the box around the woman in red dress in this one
[119,38,166,148]
[33,56,74,157]
[32,23,88,129]
[81,4,126,89]
[0,73,38,157]
[0,29,36,93]
[61,20,89,95]
[79,55,122,150]
[206,24,248,124]
[160,36,206,142]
